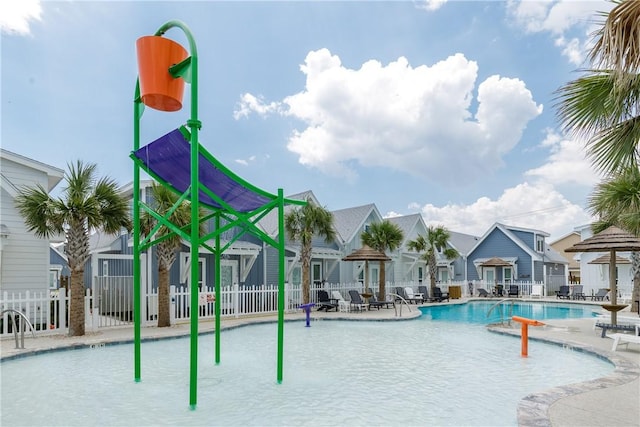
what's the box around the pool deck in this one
[1,298,638,427]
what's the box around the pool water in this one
[1,315,612,426]
[420,300,598,324]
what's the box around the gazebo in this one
[342,245,390,297]
[565,226,640,325]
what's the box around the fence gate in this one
[90,253,147,329]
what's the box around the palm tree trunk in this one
[631,251,640,314]
[68,269,85,336]
[157,265,170,327]
[379,260,386,301]
[301,259,310,305]
[429,252,437,292]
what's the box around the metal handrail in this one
[389,293,412,317]
[1,309,36,349]
[486,298,515,325]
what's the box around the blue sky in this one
[1,1,615,240]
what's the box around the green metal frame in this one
[132,20,304,409]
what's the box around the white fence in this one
[2,279,635,337]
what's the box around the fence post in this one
[170,285,176,325]
[233,283,239,318]
[59,288,67,330]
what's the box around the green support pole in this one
[277,188,285,383]
[215,215,221,364]
[133,82,142,382]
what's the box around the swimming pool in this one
[420,300,598,324]
[1,309,612,426]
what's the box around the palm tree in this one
[140,183,204,327]
[589,165,640,312]
[15,161,130,336]
[360,220,403,301]
[284,199,336,304]
[407,225,459,292]
[557,1,640,313]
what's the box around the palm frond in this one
[590,0,640,74]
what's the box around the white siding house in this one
[0,149,64,293]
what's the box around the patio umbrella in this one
[587,254,631,264]
[565,226,640,325]
[342,245,390,294]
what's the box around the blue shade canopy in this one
[133,128,273,212]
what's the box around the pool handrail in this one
[1,309,36,349]
[389,293,412,317]
[487,298,515,325]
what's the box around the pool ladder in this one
[1,309,36,349]
[487,298,515,326]
[389,293,412,317]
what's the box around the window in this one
[49,269,60,289]
[536,235,544,252]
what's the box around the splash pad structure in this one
[130,20,304,409]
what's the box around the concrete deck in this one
[1,299,639,427]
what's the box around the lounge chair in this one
[418,285,436,302]
[348,290,369,312]
[477,288,490,298]
[571,285,585,300]
[591,288,610,301]
[610,325,640,351]
[316,290,338,312]
[555,285,570,299]
[369,291,394,309]
[394,286,421,304]
[331,290,350,312]
[507,285,519,298]
[432,287,449,302]
[404,287,424,304]
[530,285,543,299]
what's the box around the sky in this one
[1,0,616,241]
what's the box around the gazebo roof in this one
[342,245,390,261]
[588,254,631,264]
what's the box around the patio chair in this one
[555,285,570,299]
[331,290,350,312]
[418,285,437,302]
[530,285,543,299]
[571,285,585,300]
[404,287,424,304]
[477,288,490,298]
[316,290,338,312]
[432,287,449,302]
[369,291,394,309]
[507,285,519,298]
[348,290,369,312]
[591,288,609,301]
[493,285,504,297]
[610,325,640,351]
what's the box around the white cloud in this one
[234,93,281,119]
[234,155,257,167]
[524,129,600,187]
[416,182,592,240]
[239,49,542,184]
[506,0,612,66]
[415,0,448,12]
[0,0,42,36]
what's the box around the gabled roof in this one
[448,231,479,256]
[331,203,382,244]
[543,244,569,264]
[387,214,422,246]
[468,222,543,261]
[0,149,64,192]
[549,230,580,246]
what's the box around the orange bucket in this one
[136,36,188,112]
